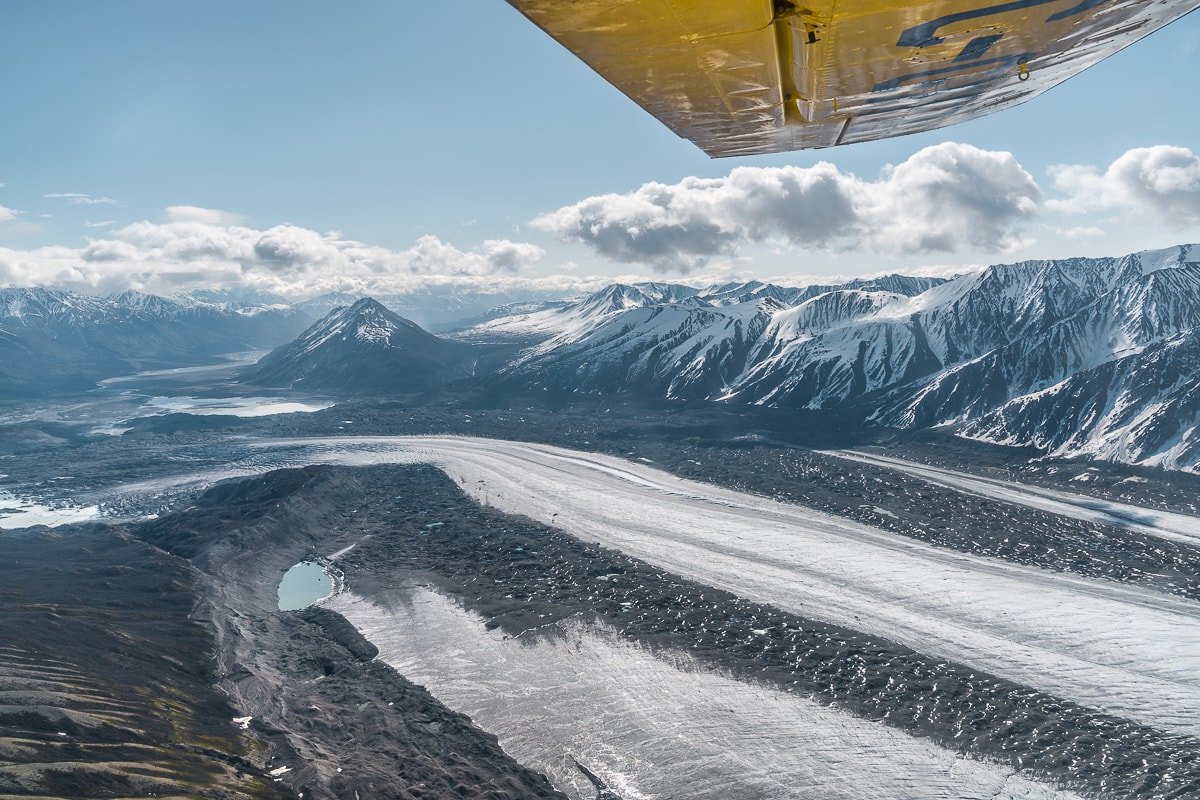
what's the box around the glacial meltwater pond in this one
[277,561,333,610]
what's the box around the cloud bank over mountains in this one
[535,143,1042,272]
[536,143,1200,274]
[0,205,550,298]
[0,144,1197,296]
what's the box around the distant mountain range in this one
[0,288,311,395]
[5,244,1198,470]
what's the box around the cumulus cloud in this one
[44,192,116,205]
[479,239,546,273]
[534,142,1040,272]
[403,235,544,276]
[858,144,1040,253]
[1048,145,1200,224]
[0,207,546,297]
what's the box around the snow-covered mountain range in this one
[459,245,1200,470]
[6,244,1198,470]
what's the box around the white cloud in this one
[1048,145,1200,224]
[252,224,340,268]
[0,207,548,297]
[165,205,244,225]
[0,205,17,222]
[857,144,1040,254]
[1056,225,1106,240]
[402,234,544,276]
[479,239,546,273]
[85,220,115,229]
[44,192,116,205]
[534,142,1040,273]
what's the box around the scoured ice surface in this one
[826,449,1200,545]
[250,436,1200,739]
[331,589,1082,800]
[0,491,99,529]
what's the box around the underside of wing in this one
[507,0,1199,156]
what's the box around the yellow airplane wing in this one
[507,0,1199,156]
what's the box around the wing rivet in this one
[1017,62,1030,81]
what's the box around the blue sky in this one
[1,1,1198,298]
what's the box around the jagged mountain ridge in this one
[955,329,1200,468]
[468,246,1200,470]
[463,274,948,403]
[246,298,475,393]
[490,299,783,400]
[873,250,1200,424]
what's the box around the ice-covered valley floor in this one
[20,433,1200,798]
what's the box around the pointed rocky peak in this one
[347,297,387,313]
[296,297,434,354]
[575,284,659,317]
[246,297,474,394]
